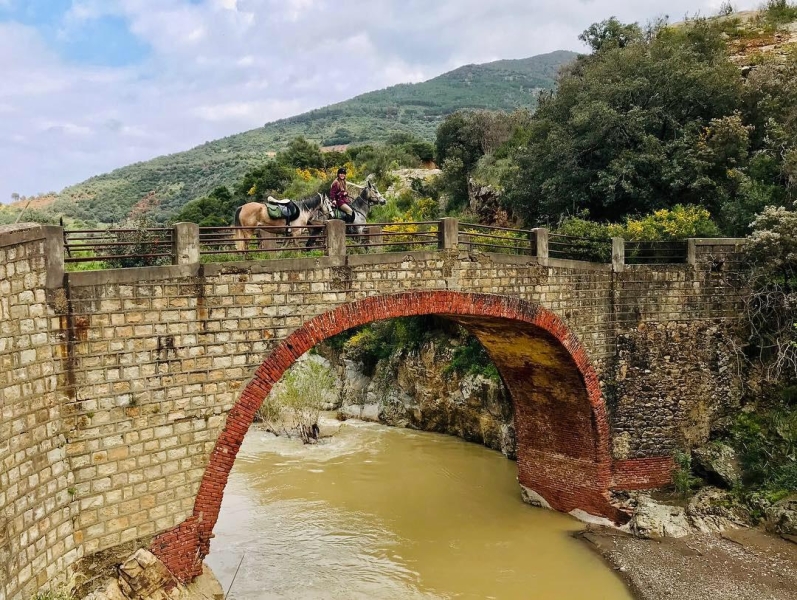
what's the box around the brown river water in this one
[206,418,632,600]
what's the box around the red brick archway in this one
[151,291,618,580]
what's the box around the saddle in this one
[332,207,356,224]
[265,197,299,223]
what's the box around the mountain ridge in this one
[43,50,578,223]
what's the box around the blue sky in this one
[0,0,149,66]
[0,0,761,203]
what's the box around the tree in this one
[578,17,643,53]
[742,205,797,382]
[503,19,746,226]
[257,357,337,443]
[173,186,235,226]
[277,136,324,170]
[436,111,529,210]
[234,161,293,202]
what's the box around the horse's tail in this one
[234,206,242,227]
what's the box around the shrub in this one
[258,358,336,443]
[672,450,702,496]
[730,405,797,492]
[443,337,499,380]
[104,216,173,269]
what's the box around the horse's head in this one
[363,177,386,206]
[319,193,334,218]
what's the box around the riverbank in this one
[578,526,797,600]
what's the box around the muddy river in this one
[206,418,632,599]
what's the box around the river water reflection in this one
[206,418,632,600]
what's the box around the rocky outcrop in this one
[766,496,797,543]
[334,339,516,458]
[467,179,511,226]
[692,443,742,489]
[629,496,692,539]
[686,487,749,533]
[83,550,223,600]
[618,487,750,539]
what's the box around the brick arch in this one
[151,291,615,580]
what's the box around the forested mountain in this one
[47,51,577,224]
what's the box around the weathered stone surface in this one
[765,496,797,542]
[85,560,222,600]
[118,549,179,599]
[337,339,516,458]
[692,443,741,489]
[630,496,692,539]
[686,487,748,533]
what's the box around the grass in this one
[761,0,797,25]
[31,588,75,600]
[200,248,325,263]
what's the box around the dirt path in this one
[578,527,797,600]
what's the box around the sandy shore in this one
[578,526,797,600]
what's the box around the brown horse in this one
[233,193,332,251]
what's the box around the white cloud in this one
[0,0,765,202]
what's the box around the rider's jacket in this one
[330,179,350,208]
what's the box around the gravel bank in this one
[578,527,797,600]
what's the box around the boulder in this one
[630,495,691,539]
[765,496,797,543]
[686,486,748,532]
[118,549,179,600]
[692,443,741,489]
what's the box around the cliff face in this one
[324,339,517,459]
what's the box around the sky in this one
[0,0,761,202]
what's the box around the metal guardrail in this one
[548,234,612,263]
[64,228,174,265]
[61,221,696,268]
[458,224,534,255]
[198,225,325,258]
[625,240,689,265]
[345,222,439,252]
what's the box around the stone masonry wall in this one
[611,253,745,460]
[0,225,79,600]
[0,224,746,594]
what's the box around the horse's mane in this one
[296,192,323,211]
[350,193,370,213]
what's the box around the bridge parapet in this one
[61,219,723,270]
[1,222,748,596]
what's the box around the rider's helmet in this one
[337,167,347,176]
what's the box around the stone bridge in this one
[0,222,746,599]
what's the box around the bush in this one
[443,336,499,380]
[672,450,702,496]
[258,358,336,443]
[762,0,797,25]
[742,205,797,381]
[729,404,797,493]
[104,216,173,269]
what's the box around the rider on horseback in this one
[330,168,355,223]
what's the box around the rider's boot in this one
[340,203,355,223]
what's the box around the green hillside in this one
[49,50,577,223]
